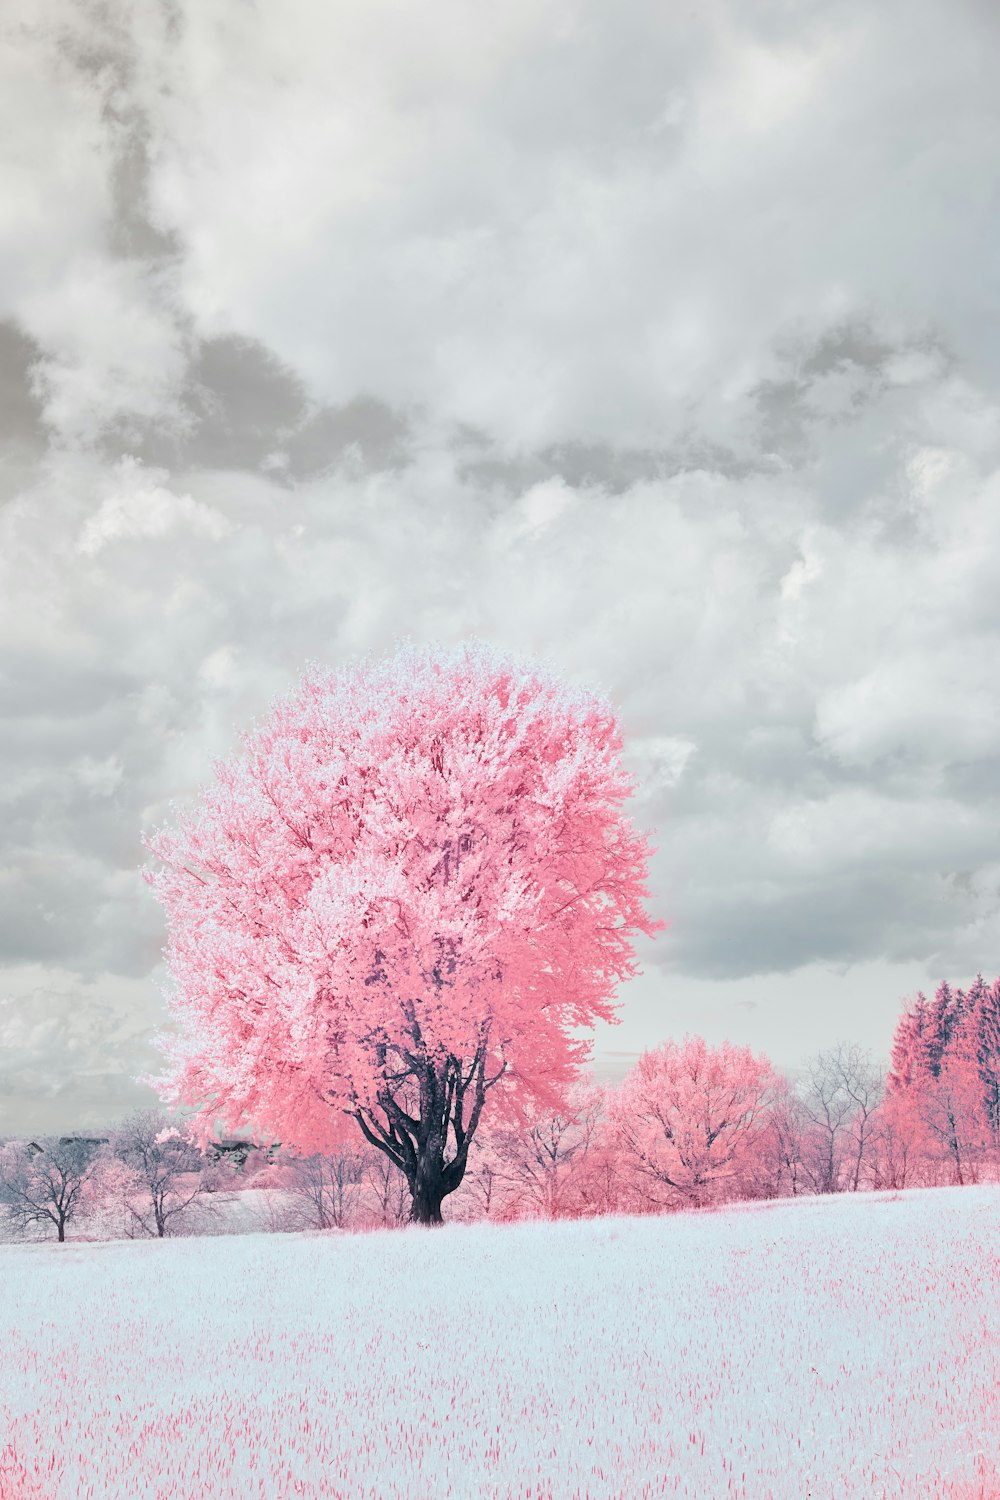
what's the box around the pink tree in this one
[143,641,661,1224]
[914,1052,992,1186]
[110,1111,206,1238]
[888,977,1000,1185]
[568,1132,634,1217]
[888,990,935,1093]
[608,1036,780,1210]
[865,1089,926,1191]
[736,1079,808,1199]
[952,974,1000,1149]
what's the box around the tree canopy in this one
[143,640,661,1221]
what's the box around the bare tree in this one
[110,1110,207,1238]
[486,1085,605,1219]
[457,1134,508,1220]
[0,1137,104,1242]
[361,1146,410,1228]
[284,1146,367,1230]
[835,1045,884,1191]
[795,1044,883,1194]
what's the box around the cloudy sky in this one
[2,0,999,1135]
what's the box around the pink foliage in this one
[607,1036,781,1209]
[952,974,1000,1142]
[888,976,1000,1186]
[142,641,662,1220]
[915,1055,994,1186]
[865,1089,927,1191]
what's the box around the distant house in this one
[208,1138,281,1171]
[23,1137,108,1158]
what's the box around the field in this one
[1,1185,999,1500]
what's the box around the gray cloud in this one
[107,333,414,480]
[1,0,999,1131]
[0,321,48,504]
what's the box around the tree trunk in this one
[408,1185,445,1225]
[57,1221,65,1242]
[352,1036,503,1228]
[407,1128,450,1224]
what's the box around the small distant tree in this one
[285,1145,367,1230]
[570,1135,632,1217]
[889,991,936,1092]
[457,1130,511,1221]
[143,641,662,1224]
[110,1110,206,1238]
[360,1147,410,1228]
[737,1080,808,1200]
[866,1089,924,1191]
[913,1055,990,1187]
[608,1037,780,1211]
[795,1044,882,1194]
[481,1080,606,1220]
[0,1137,105,1243]
[836,1044,884,1192]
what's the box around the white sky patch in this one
[197,645,236,689]
[779,537,823,602]
[72,755,125,799]
[625,735,698,793]
[906,444,956,501]
[493,477,577,549]
[766,788,994,873]
[815,647,1000,767]
[78,460,232,556]
[882,348,944,387]
[704,22,863,137]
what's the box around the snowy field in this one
[1,1186,999,1500]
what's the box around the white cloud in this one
[72,0,989,454]
[493,478,578,549]
[0,6,113,312]
[21,258,188,445]
[73,755,124,799]
[626,736,698,794]
[78,459,232,555]
[815,648,1000,767]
